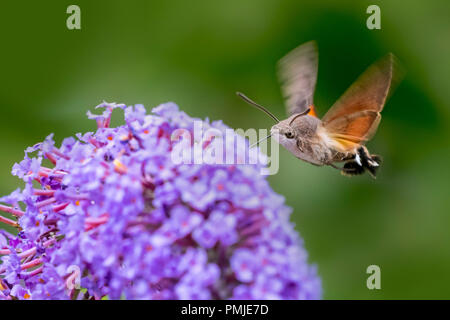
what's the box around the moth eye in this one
[285,131,294,139]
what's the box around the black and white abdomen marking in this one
[341,146,382,178]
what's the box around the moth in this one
[237,41,404,178]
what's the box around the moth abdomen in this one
[341,147,382,178]
[341,160,365,176]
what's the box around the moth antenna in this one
[236,92,280,123]
[250,134,272,148]
[289,108,311,125]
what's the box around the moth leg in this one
[329,163,342,170]
[296,139,305,153]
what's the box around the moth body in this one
[238,40,403,178]
[271,114,351,166]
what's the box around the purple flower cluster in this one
[0,102,321,299]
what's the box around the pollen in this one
[113,159,128,174]
[75,200,80,206]
[143,129,149,134]
[107,136,113,141]
[24,293,30,299]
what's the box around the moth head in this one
[271,123,295,140]
[270,123,297,153]
[271,108,311,140]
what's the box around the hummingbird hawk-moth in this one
[237,41,404,178]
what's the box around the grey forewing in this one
[277,41,318,116]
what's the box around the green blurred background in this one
[1,0,449,299]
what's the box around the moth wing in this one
[319,111,381,151]
[277,41,319,117]
[320,53,403,152]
